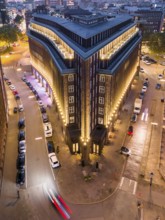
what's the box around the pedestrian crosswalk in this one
[119,177,138,195]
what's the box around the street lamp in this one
[160,79,165,91]
[150,172,154,187]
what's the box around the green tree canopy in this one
[0,25,19,47]
[14,15,24,24]
[146,33,165,54]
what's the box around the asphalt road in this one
[1,66,63,219]
[122,60,164,181]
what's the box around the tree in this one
[147,33,165,54]
[14,15,24,24]
[0,25,19,47]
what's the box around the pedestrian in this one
[17,190,20,199]
[137,201,141,209]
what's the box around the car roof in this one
[49,153,58,162]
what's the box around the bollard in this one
[81,160,85,167]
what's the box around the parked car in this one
[32,88,37,94]
[18,130,25,141]
[35,94,40,100]
[13,107,18,113]
[26,81,31,86]
[40,106,46,114]
[127,125,133,136]
[156,83,161,90]
[47,141,55,153]
[131,114,137,123]
[143,81,149,87]
[16,154,25,169]
[18,104,24,112]
[120,146,131,156]
[9,84,16,90]
[142,85,147,93]
[147,58,157,64]
[15,94,20,100]
[18,119,25,129]
[42,113,49,123]
[139,92,145,100]
[141,55,149,60]
[48,152,60,168]
[44,122,52,137]
[22,76,27,82]
[158,74,163,80]
[6,80,12,85]
[3,75,8,81]
[29,84,33,90]
[16,168,25,185]
[12,90,18,95]
[143,60,151,65]
[140,67,145,73]
[18,140,26,154]
[38,100,44,107]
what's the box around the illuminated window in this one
[69,96,74,103]
[100,75,105,82]
[98,117,103,124]
[69,106,74,113]
[69,116,75,123]
[98,107,104,115]
[99,86,105,93]
[99,97,104,104]
[68,85,74,93]
[68,74,74,82]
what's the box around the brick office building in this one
[28,13,142,162]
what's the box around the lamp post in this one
[150,172,154,187]
[160,79,165,91]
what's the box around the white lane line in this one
[129,179,132,186]
[35,137,43,140]
[133,181,137,195]
[140,206,143,220]
[119,177,124,188]
[28,95,35,99]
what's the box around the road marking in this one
[133,181,137,195]
[141,108,148,121]
[119,177,138,195]
[35,137,43,140]
[119,177,124,188]
[140,205,144,220]
[28,95,35,99]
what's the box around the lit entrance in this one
[93,144,99,154]
[73,143,79,153]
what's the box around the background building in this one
[0,52,8,188]
[28,12,142,163]
[0,0,7,25]
[134,8,164,34]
